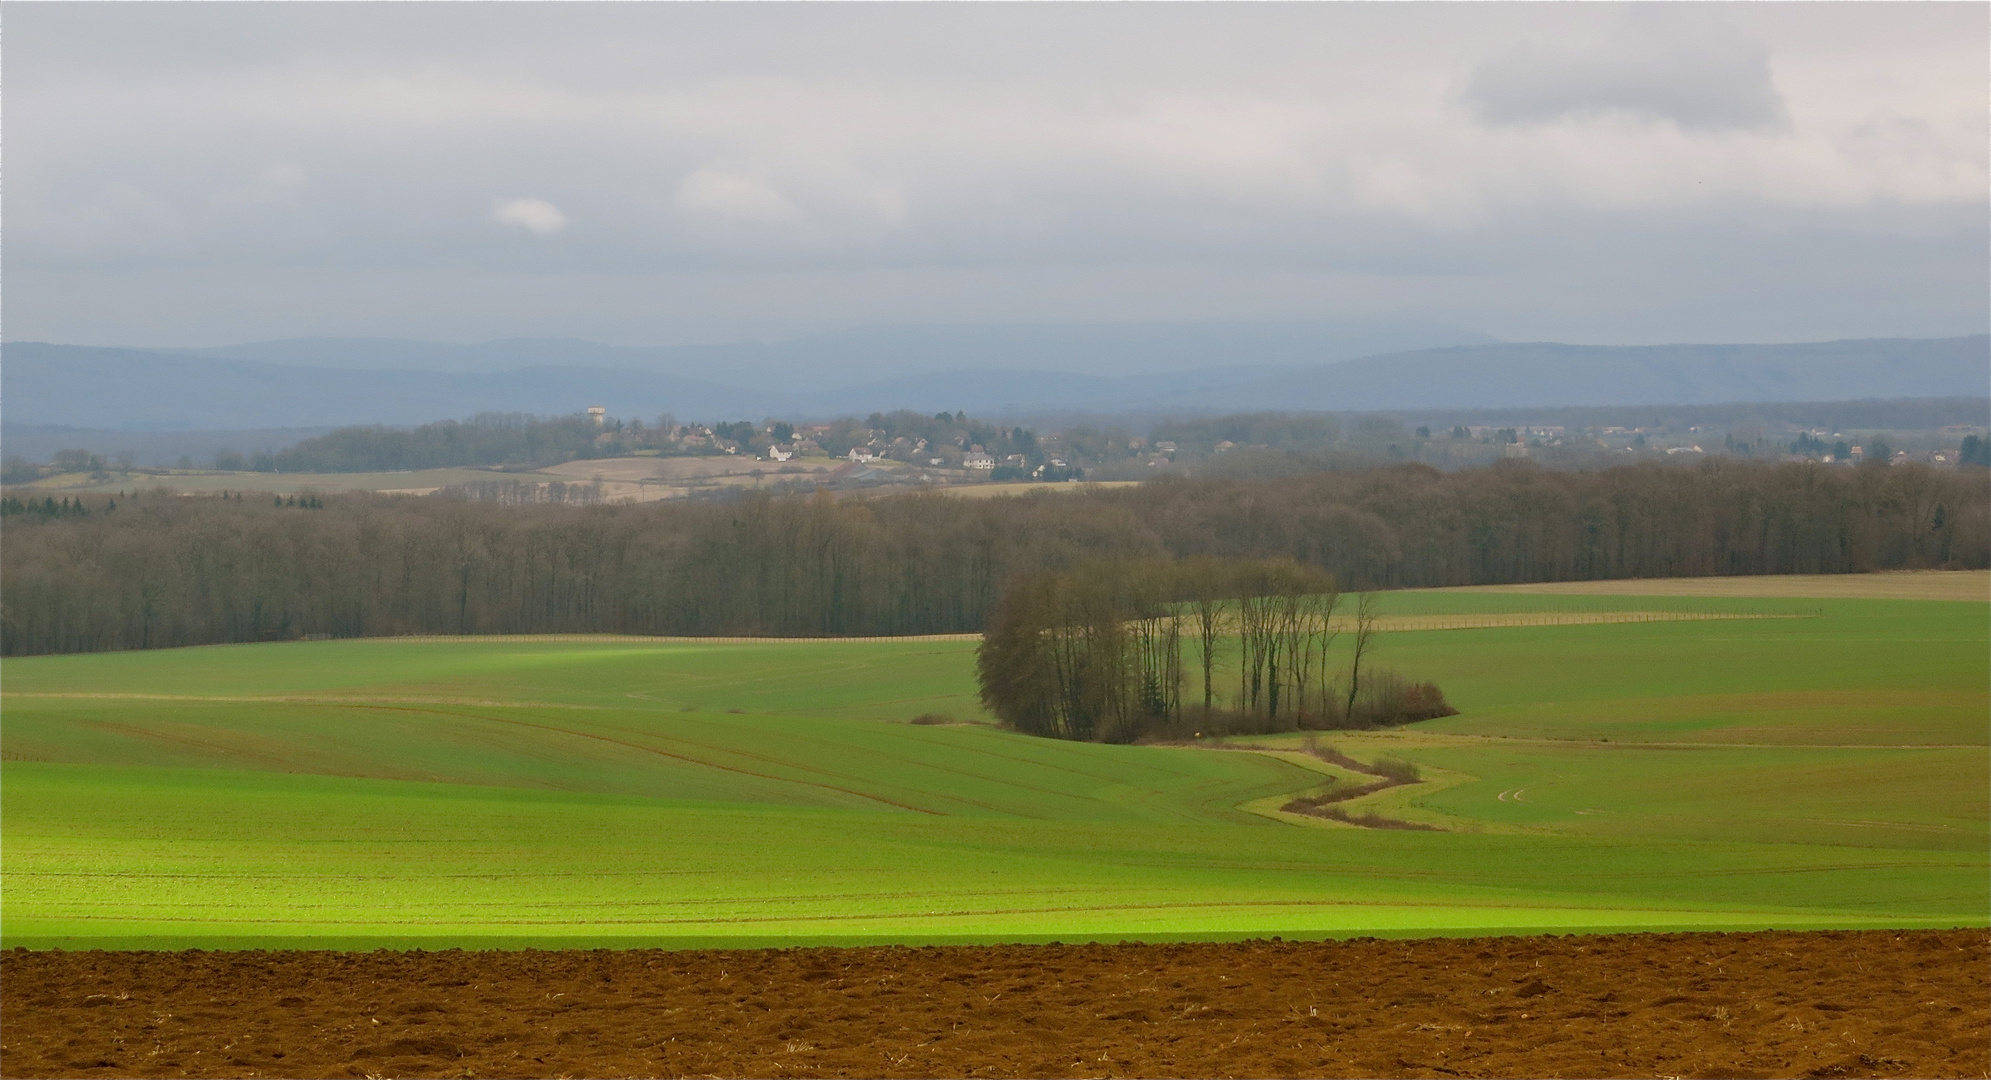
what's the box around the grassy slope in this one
[1370,594,1985,745]
[3,590,1985,947]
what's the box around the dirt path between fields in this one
[3,929,1982,1079]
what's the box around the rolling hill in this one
[3,583,1983,948]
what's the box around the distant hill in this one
[1149,337,1991,412]
[4,334,1984,429]
[1,423,337,468]
[159,320,1495,387]
[0,343,807,429]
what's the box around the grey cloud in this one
[1464,13,1789,132]
[1,3,1982,349]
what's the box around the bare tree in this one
[1343,591,1380,723]
[1179,556,1232,714]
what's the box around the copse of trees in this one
[1959,435,1988,467]
[975,559,1186,742]
[976,557,1454,743]
[2,457,1984,656]
[3,449,110,484]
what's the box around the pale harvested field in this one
[1342,610,1801,632]
[1440,570,1989,602]
[933,480,1144,498]
[527,455,867,502]
[30,466,1162,503]
[536,456,1136,503]
[312,611,1785,649]
[535,455,845,483]
[26,468,512,496]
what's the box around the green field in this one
[3,588,1984,949]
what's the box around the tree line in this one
[2,457,1984,656]
[246,413,609,472]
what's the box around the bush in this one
[1399,680,1459,722]
[907,713,955,725]
[1293,804,1439,831]
[1366,756,1423,784]
[1301,670,1459,731]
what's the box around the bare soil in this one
[2,930,1983,1079]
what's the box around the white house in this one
[848,447,875,462]
[963,452,997,469]
[766,447,793,462]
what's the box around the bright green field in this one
[3,589,1985,949]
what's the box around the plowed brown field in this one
[3,930,1984,1080]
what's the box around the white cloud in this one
[492,196,567,236]
[673,169,799,225]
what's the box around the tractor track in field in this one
[17,696,1978,752]
[333,703,948,817]
[13,693,1329,824]
[1282,730,1989,751]
[2,692,609,710]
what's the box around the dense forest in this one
[2,457,1984,656]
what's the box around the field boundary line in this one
[332,701,949,816]
[370,633,985,645]
[1351,610,1810,632]
[4,611,1813,657]
[1429,569,1990,603]
[247,611,1805,649]
[1334,732,1989,751]
[0,692,608,709]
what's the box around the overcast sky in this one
[5,2,1986,348]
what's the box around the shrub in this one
[1294,805,1439,831]
[1305,669,1459,730]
